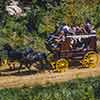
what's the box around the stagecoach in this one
[45,32,99,72]
[0,26,99,73]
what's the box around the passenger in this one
[84,21,91,33]
[70,25,82,35]
[54,31,66,43]
[46,34,60,51]
[47,31,65,51]
[80,27,87,34]
[71,26,76,33]
[55,23,71,35]
[54,31,66,59]
[84,19,95,34]
[75,26,82,34]
[62,24,70,34]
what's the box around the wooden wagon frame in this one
[46,33,99,72]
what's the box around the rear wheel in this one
[81,51,98,68]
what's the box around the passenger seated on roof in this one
[62,24,70,33]
[70,25,83,35]
[75,26,83,34]
[84,19,96,34]
[55,22,72,35]
[61,23,77,36]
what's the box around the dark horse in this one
[22,47,49,71]
[3,44,48,71]
[3,43,26,70]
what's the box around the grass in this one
[97,46,100,52]
[0,76,100,100]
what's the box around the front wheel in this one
[55,58,69,72]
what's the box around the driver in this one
[48,31,66,51]
[54,31,66,43]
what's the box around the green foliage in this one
[0,0,100,51]
[1,76,100,100]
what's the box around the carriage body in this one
[45,33,98,72]
[57,34,96,60]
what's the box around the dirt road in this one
[0,55,100,89]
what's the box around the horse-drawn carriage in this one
[45,26,99,72]
[0,21,99,73]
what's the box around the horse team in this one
[1,43,49,72]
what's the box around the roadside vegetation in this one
[0,76,100,100]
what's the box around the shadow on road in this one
[0,67,38,76]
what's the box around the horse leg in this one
[9,62,15,70]
[8,62,13,70]
[39,60,45,71]
[7,60,15,70]
[12,63,16,70]
[26,63,32,71]
[42,55,49,71]
[44,59,51,71]
[18,63,22,72]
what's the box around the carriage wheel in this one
[81,51,98,68]
[55,58,69,72]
